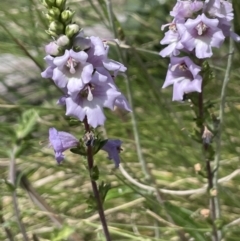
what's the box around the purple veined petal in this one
[172,80,187,101]
[48,127,79,164]
[45,41,59,56]
[57,95,67,105]
[92,69,109,83]
[52,68,69,88]
[90,36,106,56]
[101,139,122,168]
[184,75,202,94]
[65,96,86,122]
[69,49,88,64]
[41,66,54,78]
[114,95,132,112]
[102,59,127,73]
[53,49,70,67]
[81,63,94,84]
[84,102,106,128]
[160,43,180,57]
[194,38,212,59]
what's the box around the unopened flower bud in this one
[48,7,61,19]
[194,163,201,173]
[56,35,69,46]
[55,0,67,10]
[45,13,55,22]
[65,23,80,38]
[200,209,210,218]
[49,20,64,35]
[61,9,75,24]
[202,126,213,144]
[45,0,56,7]
[45,41,59,56]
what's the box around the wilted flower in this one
[162,56,202,101]
[101,139,122,168]
[48,127,79,164]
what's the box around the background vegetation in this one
[1,0,240,240]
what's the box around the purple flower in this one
[204,0,233,22]
[64,74,122,128]
[162,56,202,101]
[74,32,127,77]
[41,55,56,79]
[178,13,225,58]
[160,22,184,57]
[52,49,93,94]
[170,0,203,20]
[48,127,79,164]
[101,139,122,168]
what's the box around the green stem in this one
[105,0,149,179]
[213,34,234,241]
[9,146,29,241]
[83,119,111,241]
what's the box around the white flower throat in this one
[196,22,208,36]
[66,57,78,74]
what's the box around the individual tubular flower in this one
[170,0,203,20]
[48,127,79,164]
[177,13,225,58]
[162,56,202,101]
[101,139,122,168]
[159,21,184,57]
[63,73,123,128]
[52,49,93,95]
[204,0,233,22]
[74,32,127,77]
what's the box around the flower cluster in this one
[160,0,239,101]
[42,31,131,127]
[41,0,129,166]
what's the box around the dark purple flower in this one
[101,139,122,168]
[162,56,202,101]
[178,13,225,58]
[48,127,79,164]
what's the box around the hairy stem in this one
[83,119,111,241]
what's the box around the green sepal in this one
[70,147,87,156]
[85,194,97,213]
[61,9,75,25]
[55,0,67,10]
[93,139,108,155]
[90,165,99,181]
[189,128,202,143]
[44,0,56,8]
[98,181,111,204]
[48,7,61,19]
[201,60,214,89]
